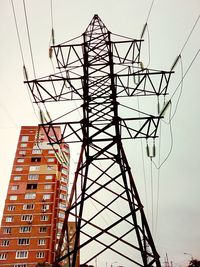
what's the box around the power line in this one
[180,15,200,55]
[23,0,37,79]
[171,48,200,101]
[150,158,154,235]
[146,0,155,24]
[10,0,39,122]
[50,0,54,30]
[11,0,25,66]
[151,15,200,233]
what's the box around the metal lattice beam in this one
[26,14,173,267]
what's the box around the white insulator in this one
[23,65,28,81]
[49,47,53,59]
[153,143,156,157]
[46,110,52,121]
[39,110,47,124]
[140,61,144,69]
[140,23,147,39]
[146,143,150,157]
[157,100,160,114]
[39,110,44,124]
[170,55,181,71]
[159,100,171,116]
[51,28,55,45]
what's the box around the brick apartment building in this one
[0,126,71,267]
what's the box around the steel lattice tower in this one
[26,15,173,267]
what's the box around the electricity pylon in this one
[26,15,173,267]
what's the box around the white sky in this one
[0,0,200,266]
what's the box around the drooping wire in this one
[11,0,25,66]
[50,0,54,30]
[152,46,200,172]
[11,0,57,169]
[140,0,154,68]
[137,97,149,218]
[146,24,151,68]
[169,56,184,121]
[11,0,39,122]
[150,157,154,235]
[153,103,174,170]
[180,15,200,55]
[170,13,200,103]
[152,13,200,169]
[23,0,55,123]
[146,0,155,24]
[170,49,200,101]
[23,0,36,79]
[154,123,161,238]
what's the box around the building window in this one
[18,239,30,245]
[28,174,39,180]
[17,158,25,163]
[47,166,54,171]
[61,176,68,183]
[47,158,54,162]
[3,227,11,234]
[61,168,68,175]
[16,167,23,172]
[23,204,34,210]
[19,150,26,155]
[31,157,41,162]
[15,250,28,259]
[0,253,7,260]
[21,215,33,222]
[1,240,9,247]
[59,203,66,210]
[19,226,31,233]
[57,222,63,229]
[25,193,36,199]
[44,184,52,190]
[5,216,13,222]
[7,205,16,211]
[11,185,19,190]
[45,175,53,180]
[42,204,50,211]
[9,195,17,201]
[43,194,51,200]
[39,227,47,233]
[60,185,67,191]
[29,166,40,171]
[40,215,48,221]
[20,143,27,148]
[21,136,29,142]
[38,239,46,246]
[26,184,37,190]
[58,212,65,219]
[32,149,42,154]
[14,264,27,267]
[13,175,21,181]
[48,150,54,154]
[60,193,67,200]
[36,251,45,258]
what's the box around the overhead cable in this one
[11,0,39,122]
[180,15,200,55]
[11,0,25,66]
[23,0,36,79]
[146,0,155,24]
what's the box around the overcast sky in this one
[0,1,200,266]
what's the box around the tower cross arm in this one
[115,68,173,97]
